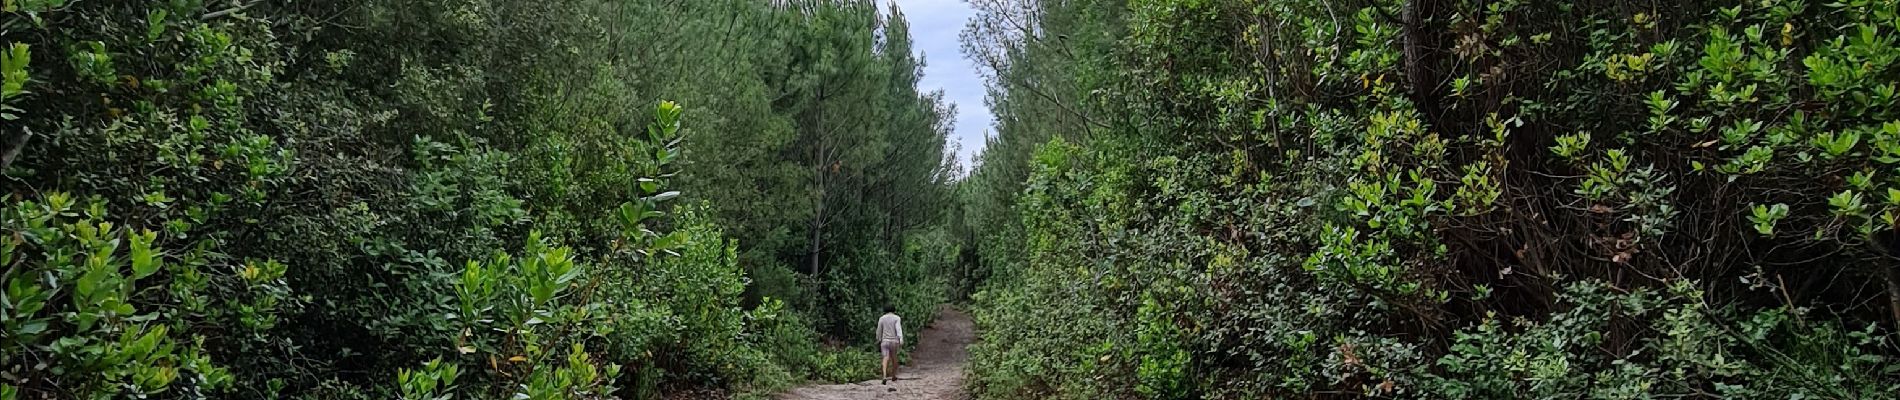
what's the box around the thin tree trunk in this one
[1401,0,1431,107]
[810,204,823,276]
[809,85,829,279]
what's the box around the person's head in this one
[883,304,896,314]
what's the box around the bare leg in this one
[882,353,893,380]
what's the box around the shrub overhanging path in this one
[780,307,974,400]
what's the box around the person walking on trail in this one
[877,305,904,385]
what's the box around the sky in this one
[878,0,990,172]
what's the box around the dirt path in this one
[777,307,974,400]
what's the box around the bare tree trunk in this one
[809,86,830,280]
[1401,0,1431,107]
[810,149,826,278]
[810,202,824,276]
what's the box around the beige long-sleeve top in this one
[877,313,903,343]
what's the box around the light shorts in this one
[880,339,900,359]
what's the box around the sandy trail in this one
[777,307,973,400]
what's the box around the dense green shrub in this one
[1,193,295,398]
[962,0,1900,398]
[1429,280,1897,398]
[439,231,625,399]
[817,240,950,345]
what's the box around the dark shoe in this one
[881,378,887,385]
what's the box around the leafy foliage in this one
[961,0,1900,398]
[1,193,288,397]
